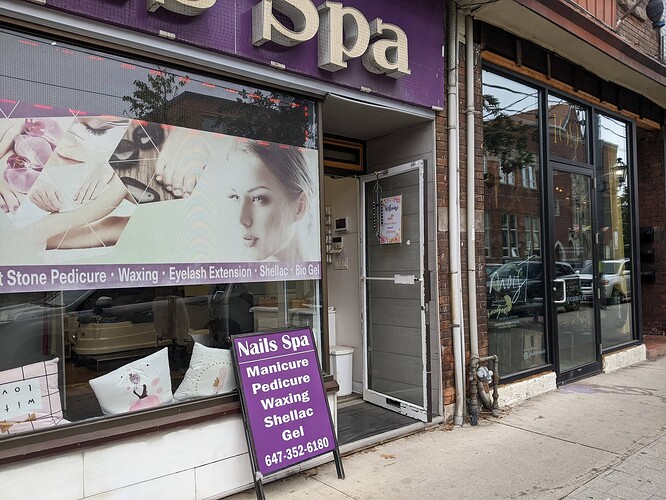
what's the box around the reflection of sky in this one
[0,29,313,121]
[482,71,539,120]
[597,114,627,164]
[482,71,628,166]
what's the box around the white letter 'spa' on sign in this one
[147,0,217,16]
[253,0,320,47]
[252,0,410,78]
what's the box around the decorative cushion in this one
[0,358,69,436]
[173,343,236,401]
[89,348,173,415]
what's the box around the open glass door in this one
[551,168,602,381]
[360,161,429,422]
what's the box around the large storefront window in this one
[595,113,633,348]
[484,67,639,379]
[482,71,546,376]
[0,29,321,435]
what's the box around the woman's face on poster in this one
[225,149,304,261]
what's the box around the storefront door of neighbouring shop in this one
[549,166,602,381]
[360,161,430,422]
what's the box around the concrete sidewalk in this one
[229,355,666,500]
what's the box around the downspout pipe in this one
[465,14,479,359]
[464,13,501,425]
[447,1,465,426]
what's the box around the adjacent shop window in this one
[595,113,633,348]
[0,29,322,436]
[483,70,546,377]
[548,95,588,164]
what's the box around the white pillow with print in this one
[174,343,236,401]
[89,348,173,415]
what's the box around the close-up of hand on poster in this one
[153,126,212,198]
[28,176,64,213]
[73,162,114,205]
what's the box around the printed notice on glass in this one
[231,328,344,483]
[379,195,402,245]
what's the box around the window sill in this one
[0,376,337,466]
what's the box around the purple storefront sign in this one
[232,328,337,476]
[0,262,321,293]
[31,0,444,109]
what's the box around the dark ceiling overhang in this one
[469,0,666,110]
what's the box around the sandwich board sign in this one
[231,328,344,499]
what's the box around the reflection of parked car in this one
[556,262,583,311]
[486,258,582,318]
[485,263,503,276]
[579,259,631,302]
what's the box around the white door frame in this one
[360,160,429,421]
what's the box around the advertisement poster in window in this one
[379,194,402,245]
[0,103,321,293]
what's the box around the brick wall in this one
[571,0,616,26]
[616,1,661,61]
[569,1,662,62]
[436,103,454,405]
[435,37,489,408]
[637,129,666,335]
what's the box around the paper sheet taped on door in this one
[394,274,415,285]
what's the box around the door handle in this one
[553,278,567,304]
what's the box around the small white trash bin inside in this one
[330,345,354,396]
[328,306,337,345]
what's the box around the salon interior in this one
[320,95,442,446]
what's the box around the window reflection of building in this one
[524,216,540,256]
[598,151,628,261]
[501,214,519,258]
[484,212,492,257]
[499,167,515,185]
[596,114,632,349]
[483,71,546,376]
[553,173,592,265]
[483,73,543,262]
[522,164,537,189]
[548,98,588,163]
[484,73,638,376]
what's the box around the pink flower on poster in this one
[3,118,62,193]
